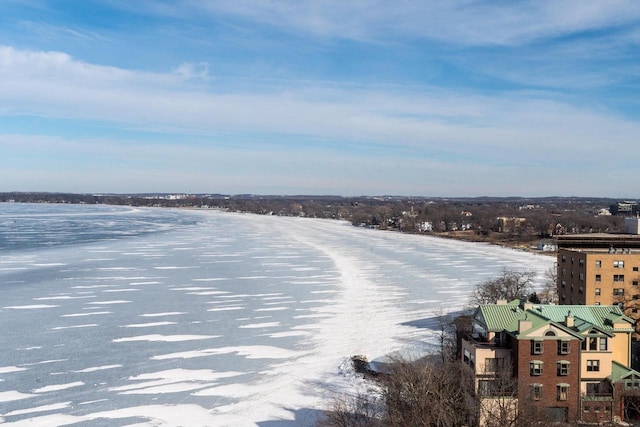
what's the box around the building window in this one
[595,287,601,295]
[614,288,625,296]
[614,274,625,282]
[579,259,585,267]
[634,267,639,272]
[595,302,601,305]
[625,380,640,390]
[557,361,570,376]
[558,341,570,355]
[634,280,639,286]
[557,384,569,401]
[562,255,566,262]
[530,361,543,376]
[478,380,498,396]
[587,360,600,372]
[562,268,566,276]
[579,286,584,294]
[614,260,625,268]
[600,338,608,351]
[589,335,598,351]
[595,274,601,282]
[531,341,543,355]
[530,384,543,401]
[485,358,503,373]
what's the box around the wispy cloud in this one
[1,45,637,170]
[131,0,640,46]
[17,20,110,42]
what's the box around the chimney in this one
[518,319,533,333]
[496,299,507,305]
[565,315,574,328]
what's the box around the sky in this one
[1,1,639,197]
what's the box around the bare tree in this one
[613,284,640,340]
[382,358,473,427]
[317,390,384,427]
[433,308,457,363]
[539,267,559,304]
[469,269,536,306]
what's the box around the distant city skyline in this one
[1,1,639,197]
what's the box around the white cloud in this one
[0,45,637,165]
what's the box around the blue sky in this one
[1,1,639,197]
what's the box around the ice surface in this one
[0,205,554,426]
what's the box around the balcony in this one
[581,393,613,401]
[463,333,510,349]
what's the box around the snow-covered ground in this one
[0,207,555,426]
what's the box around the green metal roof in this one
[609,361,640,383]
[477,300,634,335]
[477,303,527,332]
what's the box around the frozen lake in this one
[0,204,555,426]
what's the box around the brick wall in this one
[516,338,580,422]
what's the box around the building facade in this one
[461,300,640,425]
[556,233,640,333]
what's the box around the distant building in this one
[461,299,640,425]
[418,221,433,232]
[537,240,557,252]
[494,217,526,234]
[610,201,639,216]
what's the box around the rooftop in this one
[557,233,640,249]
[476,300,634,336]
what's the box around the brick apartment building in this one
[461,299,640,425]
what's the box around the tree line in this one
[0,192,629,247]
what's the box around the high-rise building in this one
[556,222,640,329]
